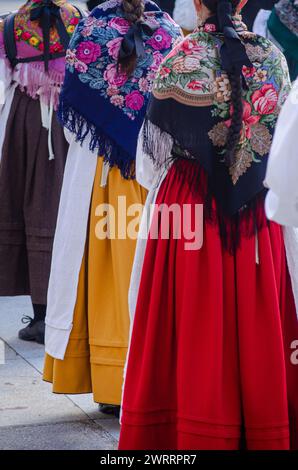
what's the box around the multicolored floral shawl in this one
[58,0,182,178]
[142,15,291,242]
[0,0,81,108]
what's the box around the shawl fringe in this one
[171,159,268,255]
[59,99,135,179]
[142,118,268,254]
[18,62,65,109]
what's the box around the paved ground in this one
[0,296,119,450]
[0,0,119,451]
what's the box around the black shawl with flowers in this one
[143,16,291,248]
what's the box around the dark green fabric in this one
[268,8,298,81]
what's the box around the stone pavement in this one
[0,0,120,452]
[0,296,119,450]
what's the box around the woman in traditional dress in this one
[119,0,298,450]
[43,0,182,413]
[0,0,82,344]
[254,0,298,81]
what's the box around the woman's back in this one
[0,0,82,107]
[143,14,290,249]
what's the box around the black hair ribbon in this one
[30,0,70,71]
[119,22,158,61]
[217,0,253,73]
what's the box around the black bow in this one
[119,22,157,62]
[217,0,252,73]
[30,0,70,71]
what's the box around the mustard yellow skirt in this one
[43,158,147,405]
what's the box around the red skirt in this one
[119,161,298,450]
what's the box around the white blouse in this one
[265,80,298,227]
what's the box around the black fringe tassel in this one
[58,99,135,179]
[142,118,269,254]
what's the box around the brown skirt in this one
[0,87,68,304]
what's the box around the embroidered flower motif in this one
[151,51,164,71]
[82,26,94,37]
[108,17,130,34]
[187,80,204,91]
[181,39,206,56]
[245,43,270,62]
[125,90,145,111]
[147,28,172,50]
[104,63,128,87]
[70,17,79,26]
[253,69,268,83]
[110,94,124,107]
[77,41,101,64]
[208,122,229,147]
[67,25,76,34]
[250,123,272,156]
[213,74,231,103]
[204,23,216,33]
[251,84,278,115]
[107,85,119,96]
[22,31,31,41]
[172,55,201,73]
[66,49,77,65]
[229,147,253,185]
[29,36,39,46]
[74,61,88,73]
[159,67,171,79]
[15,28,22,40]
[138,77,150,92]
[242,65,256,78]
[106,37,122,60]
[50,43,64,54]
[226,101,260,140]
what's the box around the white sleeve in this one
[64,127,74,144]
[0,58,15,164]
[265,81,298,227]
[173,0,197,32]
[0,57,13,111]
[253,10,271,37]
[135,125,159,190]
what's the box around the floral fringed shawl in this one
[58,0,182,178]
[0,0,81,109]
[142,16,291,251]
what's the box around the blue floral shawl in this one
[58,0,182,177]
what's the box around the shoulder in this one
[242,32,287,65]
[60,2,83,32]
[161,31,218,68]
[153,32,220,106]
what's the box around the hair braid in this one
[225,71,243,166]
[118,0,145,75]
[122,0,144,23]
[202,0,245,166]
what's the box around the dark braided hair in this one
[202,0,244,166]
[119,0,145,75]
